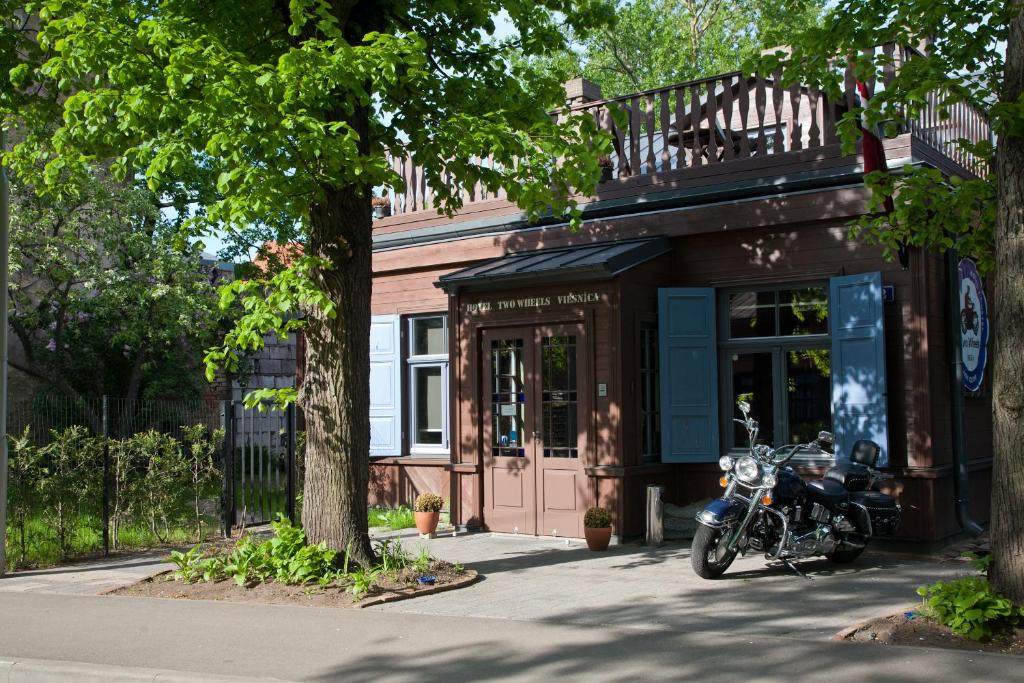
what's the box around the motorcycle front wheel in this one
[691,524,738,579]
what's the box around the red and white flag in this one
[856,79,895,215]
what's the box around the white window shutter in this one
[369,315,401,456]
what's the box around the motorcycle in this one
[691,401,901,579]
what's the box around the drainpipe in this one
[945,248,985,536]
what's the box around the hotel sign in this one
[464,291,601,314]
[958,258,989,394]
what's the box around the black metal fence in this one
[220,401,297,534]
[5,394,298,563]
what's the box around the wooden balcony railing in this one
[384,44,991,218]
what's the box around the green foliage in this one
[584,506,612,528]
[6,166,227,402]
[348,565,382,600]
[917,575,1022,641]
[37,426,103,560]
[414,492,445,514]
[183,518,339,588]
[965,551,993,574]
[169,544,205,584]
[413,547,433,575]
[373,537,412,574]
[1,0,625,409]
[528,0,826,97]
[751,0,1012,271]
[4,424,223,570]
[181,425,225,541]
[368,506,416,530]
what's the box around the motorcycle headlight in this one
[735,456,761,484]
[718,456,733,472]
[762,471,777,489]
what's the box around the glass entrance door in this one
[482,328,536,535]
[481,323,588,537]
[535,324,586,538]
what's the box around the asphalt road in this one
[0,591,1019,682]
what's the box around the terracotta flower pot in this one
[584,526,612,551]
[415,511,440,535]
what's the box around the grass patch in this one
[5,510,219,571]
[368,506,416,530]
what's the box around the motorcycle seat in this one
[824,462,871,491]
[806,479,848,507]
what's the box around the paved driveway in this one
[374,531,969,640]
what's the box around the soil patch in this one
[844,611,1024,655]
[110,560,478,609]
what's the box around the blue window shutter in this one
[658,288,719,463]
[830,272,889,465]
[369,315,401,456]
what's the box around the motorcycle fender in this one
[695,497,745,529]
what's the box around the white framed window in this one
[718,283,833,462]
[407,315,450,455]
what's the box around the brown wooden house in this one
[365,46,993,545]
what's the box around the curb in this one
[0,657,290,683]
[831,604,921,641]
[357,569,481,608]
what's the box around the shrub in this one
[180,425,224,540]
[38,426,103,560]
[175,518,339,588]
[414,492,444,513]
[584,507,612,528]
[917,573,1022,641]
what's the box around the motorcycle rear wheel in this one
[691,524,738,579]
[826,544,866,564]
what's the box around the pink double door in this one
[482,324,589,538]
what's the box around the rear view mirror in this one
[817,431,834,445]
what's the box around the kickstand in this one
[783,559,812,580]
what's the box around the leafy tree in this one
[528,0,825,97]
[7,168,226,409]
[757,0,1022,603]
[2,1,616,566]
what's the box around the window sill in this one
[370,455,451,466]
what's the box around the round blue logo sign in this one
[958,258,989,393]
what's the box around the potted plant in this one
[371,194,391,218]
[583,506,613,551]
[597,154,614,183]
[414,492,444,537]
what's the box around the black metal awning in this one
[435,236,671,293]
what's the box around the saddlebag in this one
[823,462,871,491]
[849,491,900,536]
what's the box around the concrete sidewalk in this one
[371,532,972,640]
[0,591,1018,682]
[0,531,1009,681]
[0,552,173,596]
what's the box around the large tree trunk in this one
[299,184,376,568]
[991,4,1024,605]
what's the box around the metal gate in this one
[220,401,296,533]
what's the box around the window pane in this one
[779,287,829,336]
[786,349,832,445]
[413,317,446,356]
[729,291,776,338]
[414,365,444,445]
[541,336,578,458]
[491,339,524,457]
[731,352,774,446]
[640,326,660,460]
